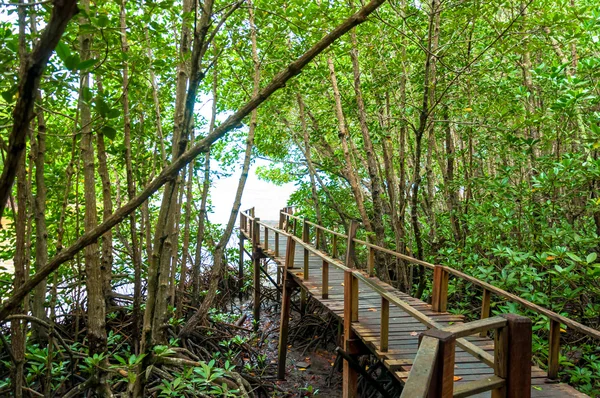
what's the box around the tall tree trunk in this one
[143,0,195,349]
[411,0,440,298]
[97,126,114,302]
[120,0,143,354]
[79,2,111,394]
[177,131,195,317]
[10,6,28,395]
[350,31,387,277]
[297,94,324,246]
[30,57,49,344]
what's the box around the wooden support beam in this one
[238,233,244,302]
[494,314,532,398]
[332,234,338,258]
[480,288,491,337]
[285,235,296,269]
[303,219,309,280]
[322,259,329,299]
[380,296,389,352]
[277,278,293,380]
[367,246,375,277]
[431,265,449,312]
[345,220,359,269]
[264,226,268,250]
[253,218,261,331]
[548,319,561,380]
[343,269,358,398]
[316,227,322,250]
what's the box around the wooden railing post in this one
[480,288,491,337]
[249,216,253,244]
[343,270,359,398]
[238,231,244,302]
[322,259,329,299]
[278,210,284,229]
[277,270,294,380]
[548,319,561,380]
[423,329,455,398]
[431,265,449,312]
[253,218,261,330]
[302,219,309,280]
[380,297,389,352]
[367,245,375,277]
[315,227,322,250]
[285,234,296,269]
[274,229,279,257]
[345,221,359,269]
[494,314,532,398]
[293,218,298,236]
[264,225,269,251]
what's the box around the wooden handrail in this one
[399,336,439,398]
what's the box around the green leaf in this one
[55,41,71,62]
[101,126,117,140]
[77,58,97,71]
[65,54,80,71]
[97,15,109,28]
[586,252,597,264]
[107,108,120,119]
[566,253,582,263]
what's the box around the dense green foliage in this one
[0,0,599,396]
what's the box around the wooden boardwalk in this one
[240,214,590,398]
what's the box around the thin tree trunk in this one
[97,127,114,302]
[79,1,111,394]
[120,0,143,354]
[10,6,28,395]
[350,31,387,276]
[297,94,323,245]
[411,0,440,298]
[31,65,49,344]
[177,131,195,317]
[327,56,372,231]
[143,0,196,349]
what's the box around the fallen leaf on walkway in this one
[368,308,377,312]
[410,331,418,336]
[453,376,463,381]
[341,282,344,286]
